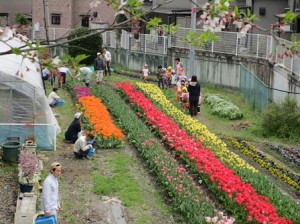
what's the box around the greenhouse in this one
[0,28,60,150]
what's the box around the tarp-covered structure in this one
[0,27,61,150]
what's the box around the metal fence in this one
[240,65,270,112]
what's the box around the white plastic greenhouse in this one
[0,27,61,150]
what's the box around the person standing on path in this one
[94,52,105,84]
[103,47,112,76]
[188,75,201,117]
[42,162,62,220]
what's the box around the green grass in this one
[92,151,144,207]
[1,164,16,173]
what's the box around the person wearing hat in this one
[73,133,95,159]
[94,52,105,84]
[141,64,149,81]
[65,112,82,143]
[58,65,72,88]
[41,162,62,219]
[48,87,60,107]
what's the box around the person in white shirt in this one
[103,47,112,76]
[48,87,60,107]
[77,67,93,87]
[58,65,72,87]
[42,162,62,220]
[141,64,149,81]
[73,134,95,159]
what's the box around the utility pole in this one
[43,0,50,44]
[190,0,197,77]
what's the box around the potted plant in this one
[23,135,37,153]
[18,149,42,193]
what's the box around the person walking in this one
[188,75,201,117]
[94,52,105,84]
[41,162,62,220]
[103,47,112,76]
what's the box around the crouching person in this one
[73,133,95,159]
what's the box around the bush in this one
[67,27,102,65]
[262,97,300,140]
[205,94,243,120]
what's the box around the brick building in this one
[32,0,116,40]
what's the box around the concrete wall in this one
[110,46,300,107]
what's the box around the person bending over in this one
[73,134,95,159]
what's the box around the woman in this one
[188,75,201,117]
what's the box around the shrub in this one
[205,94,243,120]
[67,27,102,65]
[262,97,300,140]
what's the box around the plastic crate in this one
[35,215,57,224]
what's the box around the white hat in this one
[144,64,148,67]
[51,162,61,170]
[74,112,82,119]
[97,52,101,55]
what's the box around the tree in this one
[15,13,29,26]
[68,27,103,65]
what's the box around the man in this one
[103,47,111,76]
[94,52,105,84]
[58,65,72,87]
[77,67,93,87]
[65,112,82,143]
[48,87,60,107]
[73,133,95,159]
[42,162,62,219]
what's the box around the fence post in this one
[235,33,238,56]
[163,36,166,54]
[145,35,147,53]
[256,34,259,58]
[212,40,214,53]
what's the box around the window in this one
[81,16,89,27]
[51,14,61,25]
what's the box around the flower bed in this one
[116,82,293,224]
[90,84,234,223]
[227,137,300,190]
[268,144,300,167]
[135,82,256,173]
[135,82,300,222]
[205,95,243,120]
[71,85,124,148]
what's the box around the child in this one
[162,68,168,89]
[170,69,177,89]
[141,64,149,81]
[166,66,173,88]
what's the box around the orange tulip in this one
[78,96,124,140]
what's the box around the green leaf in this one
[12,48,22,55]
[284,10,296,23]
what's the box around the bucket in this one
[20,183,34,193]
[2,141,21,162]
[88,147,95,157]
[57,100,64,106]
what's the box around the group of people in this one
[152,58,201,116]
[94,47,112,84]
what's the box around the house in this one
[31,0,116,41]
[0,0,32,26]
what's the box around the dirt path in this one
[0,162,18,224]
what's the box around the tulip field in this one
[67,80,300,224]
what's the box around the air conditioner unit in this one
[281,25,291,32]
